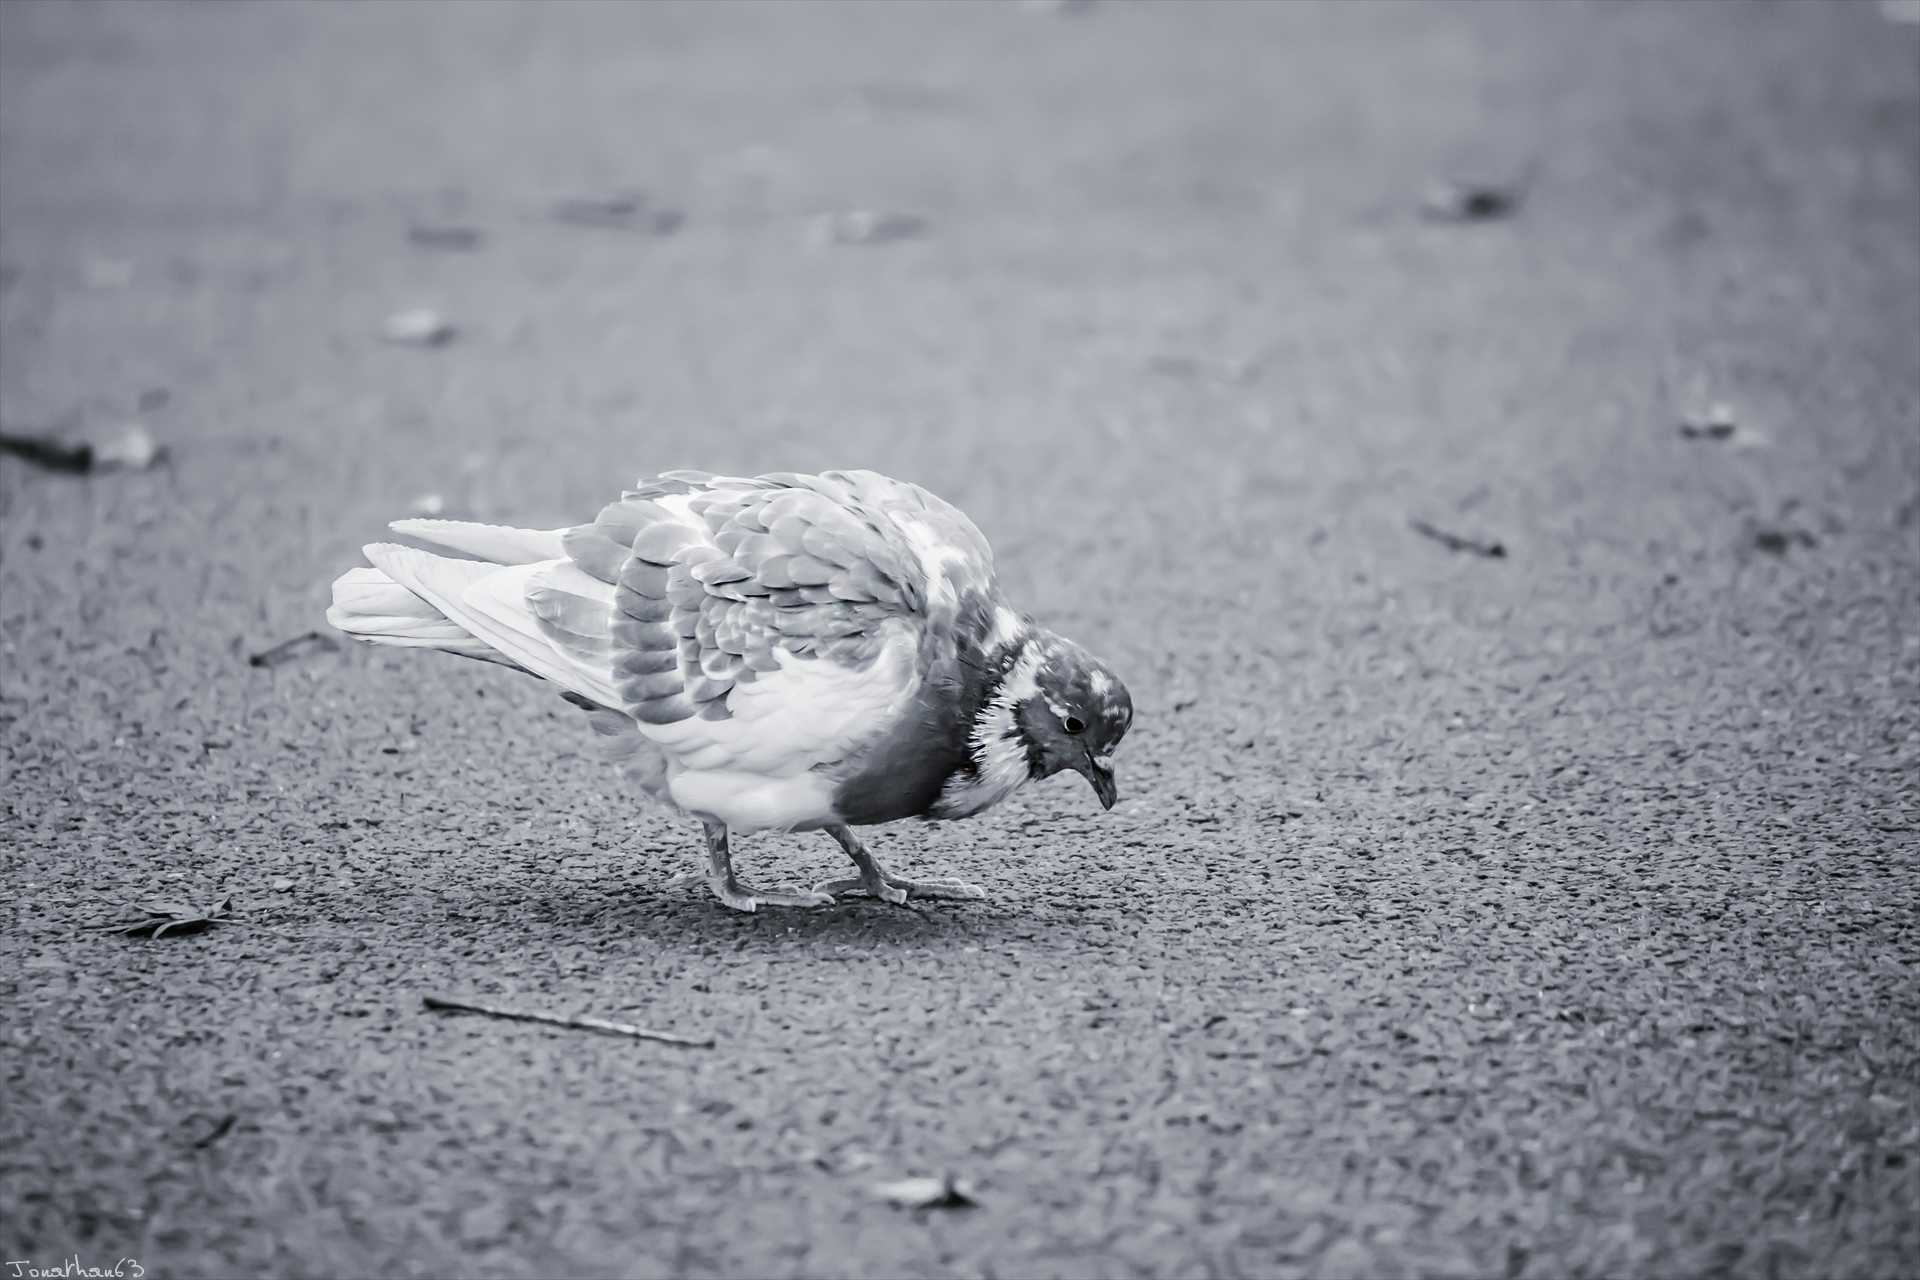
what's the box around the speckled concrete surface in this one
[2,2,1917,1276]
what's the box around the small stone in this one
[384,309,456,346]
[91,424,161,470]
[1679,402,1738,439]
[1751,525,1815,555]
[1421,178,1523,221]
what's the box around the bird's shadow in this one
[491,878,1029,957]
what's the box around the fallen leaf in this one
[0,431,93,472]
[551,193,682,234]
[1421,176,1526,221]
[194,1113,237,1147]
[875,1174,978,1209]
[249,630,340,669]
[0,424,162,473]
[99,895,233,939]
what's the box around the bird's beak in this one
[1076,755,1118,810]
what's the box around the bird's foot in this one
[713,880,837,913]
[811,869,986,904]
[702,820,834,913]
[818,824,988,905]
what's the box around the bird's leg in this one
[702,821,835,912]
[813,825,987,904]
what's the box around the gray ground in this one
[3,1,1918,1276]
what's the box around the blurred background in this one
[4,0,1913,649]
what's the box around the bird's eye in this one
[1064,717,1085,735]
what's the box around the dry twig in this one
[1411,518,1506,558]
[422,995,715,1047]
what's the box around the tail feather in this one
[358,543,622,708]
[461,560,622,707]
[362,543,551,674]
[327,566,515,665]
[331,540,624,708]
[389,519,567,565]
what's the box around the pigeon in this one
[327,468,1133,911]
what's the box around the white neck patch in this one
[931,643,1042,819]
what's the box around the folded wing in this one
[561,469,994,728]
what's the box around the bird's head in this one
[1013,636,1133,809]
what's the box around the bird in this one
[326,468,1134,911]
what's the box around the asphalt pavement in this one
[2,2,1917,1276]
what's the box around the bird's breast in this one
[826,679,974,826]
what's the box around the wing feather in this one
[463,561,623,708]
[434,470,1002,817]
[326,566,509,660]
[361,544,555,671]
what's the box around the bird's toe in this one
[713,886,762,913]
[901,877,987,901]
[814,874,909,905]
[755,884,838,909]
